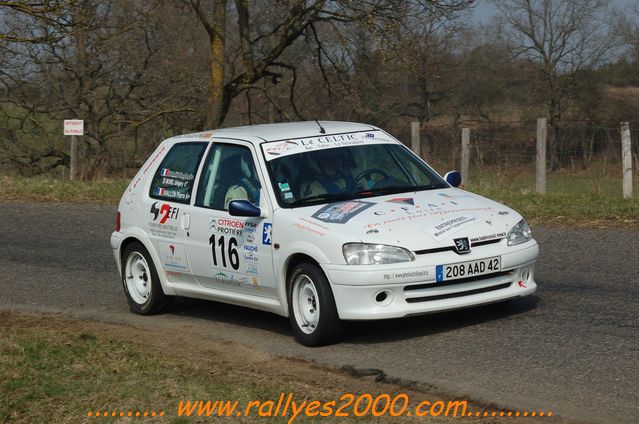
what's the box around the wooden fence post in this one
[70,135,79,180]
[621,122,633,199]
[536,118,547,194]
[411,122,421,158]
[461,128,470,186]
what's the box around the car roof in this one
[167,121,380,145]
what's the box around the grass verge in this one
[0,176,128,204]
[467,169,639,228]
[1,324,281,423]
[2,313,492,424]
[1,174,637,227]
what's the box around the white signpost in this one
[64,120,83,180]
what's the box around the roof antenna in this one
[315,120,326,134]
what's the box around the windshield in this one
[263,138,448,208]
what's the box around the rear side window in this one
[150,142,207,204]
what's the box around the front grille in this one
[404,271,512,291]
[415,237,502,255]
[405,282,512,303]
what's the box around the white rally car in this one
[111,121,538,346]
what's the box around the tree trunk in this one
[548,97,561,171]
[74,2,87,178]
[207,0,227,129]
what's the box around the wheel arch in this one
[115,228,177,296]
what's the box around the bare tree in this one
[493,0,619,169]
[187,0,474,128]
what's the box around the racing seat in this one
[211,154,241,210]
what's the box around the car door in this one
[183,140,277,298]
[145,141,208,287]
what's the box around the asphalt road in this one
[1,201,637,423]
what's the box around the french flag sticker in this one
[156,187,165,196]
[161,168,170,176]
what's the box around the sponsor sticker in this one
[262,223,273,245]
[262,133,396,161]
[209,218,246,236]
[312,201,375,224]
[160,168,194,180]
[159,242,189,271]
[383,269,430,281]
[425,215,478,241]
[155,187,190,201]
[470,232,506,243]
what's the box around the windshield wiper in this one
[288,192,353,207]
[351,185,435,197]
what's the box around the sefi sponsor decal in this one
[262,132,396,161]
[159,242,189,272]
[148,202,179,239]
[425,215,478,241]
[150,202,179,224]
[312,201,375,224]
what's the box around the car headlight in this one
[342,243,415,265]
[507,219,532,246]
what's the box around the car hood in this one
[291,188,521,251]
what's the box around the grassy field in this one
[0,173,637,227]
[465,168,639,227]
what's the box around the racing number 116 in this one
[208,235,240,270]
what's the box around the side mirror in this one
[228,200,261,217]
[444,171,462,188]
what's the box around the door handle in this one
[182,213,191,230]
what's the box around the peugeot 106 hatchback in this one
[111,121,538,346]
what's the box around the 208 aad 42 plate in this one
[436,256,501,282]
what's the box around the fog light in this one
[520,267,530,283]
[374,290,393,306]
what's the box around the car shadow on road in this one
[164,295,540,344]
[166,297,294,336]
[342,295,540,344]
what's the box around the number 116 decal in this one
[209,235,240,270]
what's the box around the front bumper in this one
[324,240,539,320]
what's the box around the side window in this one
[195,144,261,211]
[150,142,207,204]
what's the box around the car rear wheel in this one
[122,242,173,315]
[288,262,341,346]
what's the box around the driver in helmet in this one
[224,151,261,209]
[300,149,354,197]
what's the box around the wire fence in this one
[404,121,639,198]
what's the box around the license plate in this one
[436,257,501,282]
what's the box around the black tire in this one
[287,262,342,346]
[121,242,173,315]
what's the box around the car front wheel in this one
[122,242,173,315]
[288,262,341,346]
